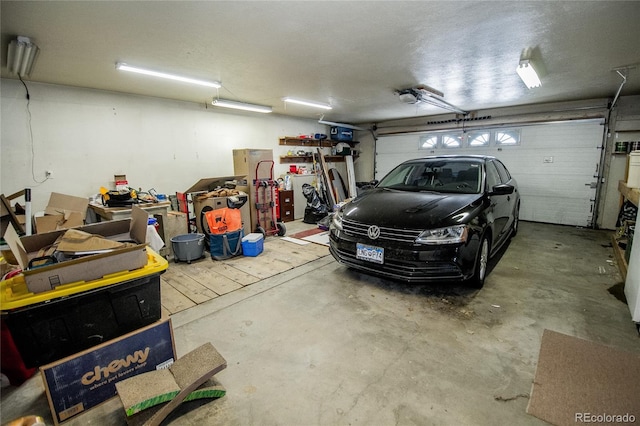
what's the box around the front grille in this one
[342,219,422,243]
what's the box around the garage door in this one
[375,120,604,227]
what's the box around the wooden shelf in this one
[279,136,360,147]
[618,180,640,206]
[280,155,314,163]
[279,137,333,147]
[280,154,358,163]
[278,136,360,164]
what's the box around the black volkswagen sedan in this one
[329,155,519,287]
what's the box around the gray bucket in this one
[171,233,205,263]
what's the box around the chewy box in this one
[40,318,175,425]
[241,233,264,257]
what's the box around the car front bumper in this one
[328,228,477,283]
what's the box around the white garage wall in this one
[1,79,330,214]
[375,121,605,227]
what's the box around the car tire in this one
[470,235,490,288]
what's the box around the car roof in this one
[403,155,496,163]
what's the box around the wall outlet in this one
[543,156,554,163]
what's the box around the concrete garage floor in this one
[2,221,639,425]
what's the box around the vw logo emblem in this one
[367,225,380,240]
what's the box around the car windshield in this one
[377,159,484,194]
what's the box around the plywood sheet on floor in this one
[203,260,261,286]
[160,279,197,314]
[191,272,245,296]
[161,269,220,304]
[224,252,292,279]
[527,329,640,426]
[160,234,331,314]
[271,238,329,260]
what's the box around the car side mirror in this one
[490,183,514,195]
[370,179,379,186]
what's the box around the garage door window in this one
[495,130,520,146]
[442,133,463,148]
[419,129,521,150]
[420,135,438,149]
[468,131,491,147]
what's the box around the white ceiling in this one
[2,1,640,125]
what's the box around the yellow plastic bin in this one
[0,248,168,367]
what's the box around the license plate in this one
[356,243,384,264]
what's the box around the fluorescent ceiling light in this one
[116,63,221,88]
[283,97,332,110]
[516,59,541,89]
[212,99,272,113]
[7,36,39,77]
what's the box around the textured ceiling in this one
[2,1,639,124]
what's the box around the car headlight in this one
[415,225,468,245]
[331,209,344,231]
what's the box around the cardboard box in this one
[35,192,89,233]
[40,318,176,425]
[3,205,150,294]
[232,149,273,178]
[184,176,251,236]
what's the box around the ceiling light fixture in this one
[283,97,332,110]
[212,99,272,113]
[116,63,221,88]
[516,48,542,89]
[7,36,39,77]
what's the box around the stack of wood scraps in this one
[195,188,243,200]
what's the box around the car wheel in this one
[470,235,490,288]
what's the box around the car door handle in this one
[507,195,511,201]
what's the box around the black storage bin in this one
[2,273,161,368]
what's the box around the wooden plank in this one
[6,189,26,200]
[0,194,25,235]
[345,155,358,198]
[316,149,336,208]
[224,253,291,279]
[612,235,628,282]
[179,262,244,295]
[618,180,640,206]
[161,269,219,304]
[199,259,261,286]
[257,246,298,269]
[267,238,328,262]
[160,278,197,314]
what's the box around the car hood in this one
[342,188,484,229]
